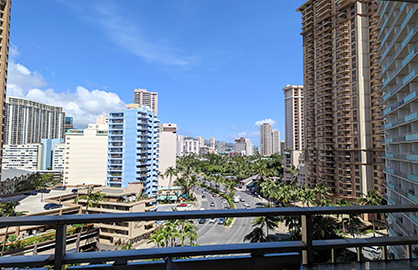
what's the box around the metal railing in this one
[2,206,418,269]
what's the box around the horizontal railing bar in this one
[313,235,418,250]
[1,205,418,228]
[67,253,301,270]
[0,254,53,267]
[63,241,305,264]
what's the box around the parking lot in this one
[2,189,73,214]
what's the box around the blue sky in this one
[8,0,306,146]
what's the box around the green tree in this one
[73,187,105,252]
[314,183,332,205]
[0,201,27,256]
[357,190,383,237]
[148,230,165,248]
[300,186,317,207]
[162,167,178,202]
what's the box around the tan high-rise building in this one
[133,89,158,116]
[260,123,273,156]
[283,85,304,151]
[159,123,177,187]
[272,130,281,154]
[297,0,383,199]
[0,0,12,182]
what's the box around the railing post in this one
[331,248,335,263]
[55,224,67,270]
[356,247,362,262]
[382,245,388,261]
[301,214,313,265]
[406,244,412,259]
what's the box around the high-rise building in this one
[209,136,215,154]
[64,117,73,132]
[0,0,11,182]
[283,85,304,151]
[297,0,383,199]
[280,141,286,155]
[107,104,160,197]
[260,123,273,156]
[216,141,226,153]
[272,130,281,155]
[64,121,108,186]
[196,136,205,147]
[159,123,177,187]
[4,97,66,145]
[133,89,158,116]
[234,137,254,156]
[379,1,418,254]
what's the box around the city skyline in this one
[7,1,307,146]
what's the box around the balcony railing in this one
[2,206,418,269]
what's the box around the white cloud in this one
[237,131,259,138]
[7,62,126,128]
[63,1,199,68]
[9,43,19,58]
[255,118,277,126]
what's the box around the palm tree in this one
[251,215,279,239]
[148,230,165,248]
[163,167,178,202]
[244,227,266,243]
[314,183,332,205]
[73,187,105,252]
[357,190,383,237]
[177,220,198,246]
[336,199,352,233]
[0,201,27,256]
[301,187,317,207]
[260,179,277,206]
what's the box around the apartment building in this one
[283,85,304,151]
[177,136,201,157]
[272,130,281,155]
[41,138,64,170]
[133,89,158,116]
[379,1,418,257]
[2,144,44,171]
[196,136,205,147]
[0,0,12,181]
[107,104,160,197]
[64,122,108,186]
[297,0,383,199]
[234,137,254,156]
[52,143,65,171]
[4,97,66,145]
[260,123,273,156]
[159,123,177,187]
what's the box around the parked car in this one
[71,189,78,193]
[53,186,67,191]
[36,188,50,193]
[218,218,225,225]
[44,203,62,210]
[198,218,206,224]
[209,218,216,223]
[24,191,37,195]
[210,202,215,207]
[177,204,187,207]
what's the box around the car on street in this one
[177,204,187,207]
[36,188,50,193]
[71,189,78,193]
[202,195,206,198]
[202,191,206,194]
[209,218,216,223]
[53,186,67,191]
[44,203,62,210]
[218,218,225,225]
[210,202,215,207]
[222,199,227,204]
[224,206,229,209]
[240,198,245,202]
[212,193,217,197]
[24,191,37,195]
[243,203,250,208]
[198,218,206,224]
